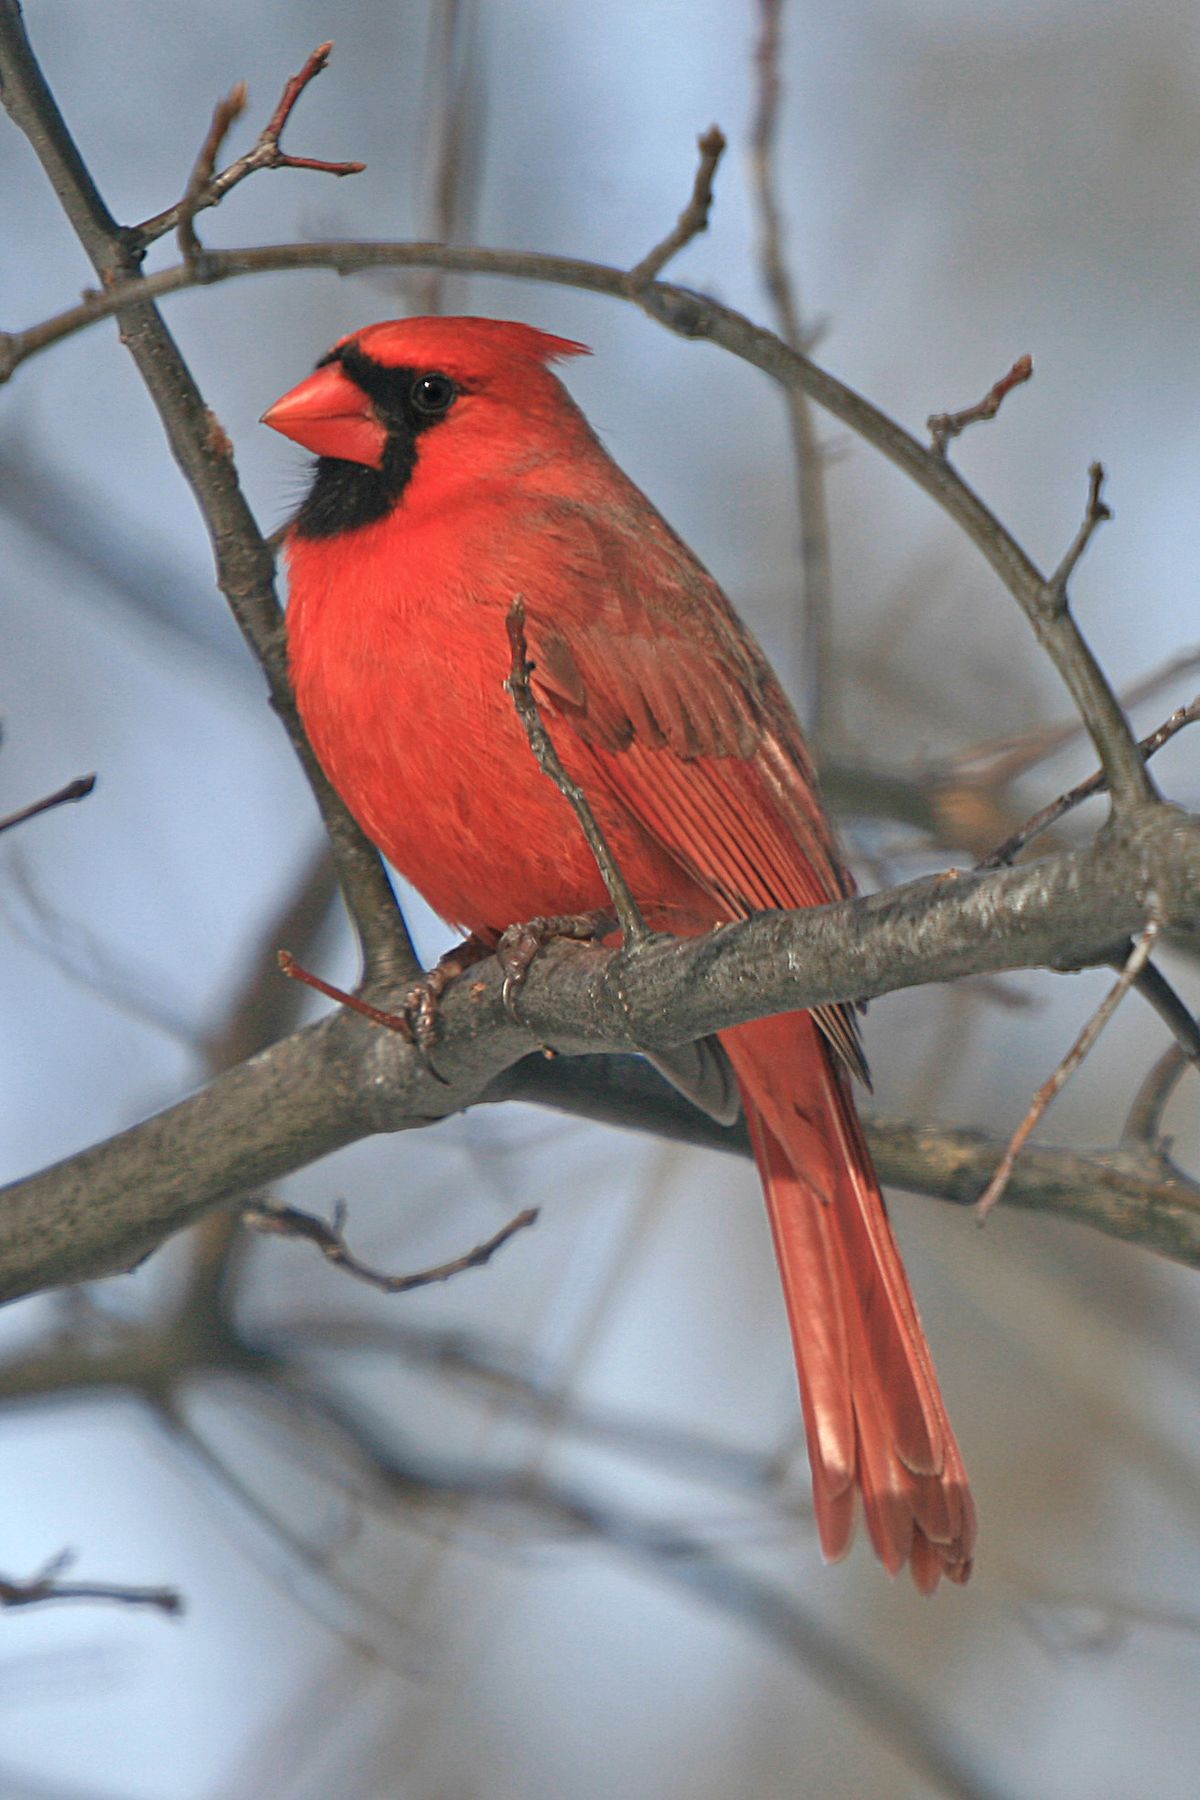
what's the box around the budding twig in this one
[927,354,1033,457]
[628,125,726,286]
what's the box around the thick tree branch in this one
[3,809,1199,1303]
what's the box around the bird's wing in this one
[518,492,868,1083]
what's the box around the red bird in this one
[264,317,975,1588]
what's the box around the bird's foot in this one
[401,935,495,1068]
[277,938,494,1083]
[496,909,613,1026]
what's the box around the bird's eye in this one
[410,372,456,416]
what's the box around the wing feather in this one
[519,495,867,1081]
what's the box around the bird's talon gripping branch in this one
[277,947,458,1084]
[401,935,494,1063]
[496,910,614,1029]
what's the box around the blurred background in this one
[2,1,1199,1795]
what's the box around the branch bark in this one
[3,806,1198,1303]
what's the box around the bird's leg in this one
[402,934,495,1055]
[496,909,614,1025]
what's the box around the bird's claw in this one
[496,909,613,1029]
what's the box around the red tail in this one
[721,1014,975,1591]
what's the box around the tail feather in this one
[722,1013,976,1591]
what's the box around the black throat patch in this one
[293,347,457,539]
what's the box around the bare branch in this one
[627,125,726,286]
[981,696,1200,867]
[4,809,1200,1303]
[977,910,1164,1220]
[135,42,364,251]
[505,597,649,945]
[0,1551,182,1616]
[927,354,1034,457]
[243,1197,539,1292]
[0,5,411,986]
[0,772,94,836]
[502,1054,1200,1266]
[175,80,247,263]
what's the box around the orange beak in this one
[261,362,388,467]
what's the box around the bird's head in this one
[262,316,591,537]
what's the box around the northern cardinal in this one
[264,317,975,1588]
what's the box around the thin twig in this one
[977,910,1165,1220]
[749,0,836,746]
[627,125,726,286]
[0,772,94,835]
[1049,461,1112,600]
[0,5,413,985]
[0,1550,182,1616]
[981,697,1200,867]
[409,0,483,317]
[927,355,1033,457]
[505,597,649,946]
[242,1196,538,1292]
[1122,1044,1190,1147]
[0,223,1158,813]
[135,42,364,250]
[277,947,411,1035]
[175,81,247,264]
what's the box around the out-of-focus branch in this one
[0,1551,181,1616]
[750,0,836,746]
[0,773,94,835]
[242,1196,539,1293]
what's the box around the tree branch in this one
[242,1197,539,1293]
[3,808,1199,1302]
[750,0,837,744]
[134,41,364,252]
[0,223,1159,816]
[0,5,412,984]
[0,772,95,835]
[0,1551,181,1616]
